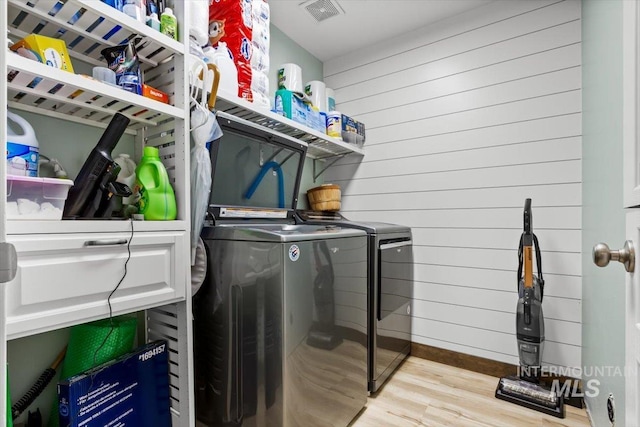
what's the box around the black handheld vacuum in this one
[63,113,132,219]
[495,198,565,418]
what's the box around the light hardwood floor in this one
[351,357,591,427]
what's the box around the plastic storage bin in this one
[6,175,74,220]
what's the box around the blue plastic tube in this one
[245,161,285,208]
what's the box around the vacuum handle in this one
[523,245,534,289]
[523,198,532,234]
[94,113,131,155]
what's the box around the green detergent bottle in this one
[135,146,177,220]
[6,365,12,427]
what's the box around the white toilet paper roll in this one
[326,88,336,112]
[251,70,269,97]
[278,63,303,93]
[251,48,269,72]
[305,80,327,112]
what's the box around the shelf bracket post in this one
[313,154,346,182]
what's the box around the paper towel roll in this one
[189,0,209,46]
[278,63,303,93]
[326,88,336,112]
[305,80,327,112]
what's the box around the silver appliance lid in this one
[208,113,308,221]
[296,210,411,236]
[201,223,367,242]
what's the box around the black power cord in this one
[91,218,135,369]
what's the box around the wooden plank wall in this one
[323,0,582,369]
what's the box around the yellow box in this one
[10,34,74,73]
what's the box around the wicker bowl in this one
[307,184,341,211]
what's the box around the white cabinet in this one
[6,230,187,339]
[1,1,193,426]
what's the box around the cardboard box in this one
[341,114,366,146]
[57,340,171,427]
[142,84,169,104]
[274,89,326,134]
[10,34,74,73]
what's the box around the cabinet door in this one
[6,231,186,339]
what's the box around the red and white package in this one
[209,0,255,101]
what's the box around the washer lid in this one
[208,112,308,222]
[201,223,367,242]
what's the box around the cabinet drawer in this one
[6,231,187,339]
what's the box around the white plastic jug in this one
[203,43,239,98]
[7,111,39,177]
[114,153,137,205]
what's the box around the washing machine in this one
[192,113,368,426]
[296,210,414,393]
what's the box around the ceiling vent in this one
[301,0,345,23]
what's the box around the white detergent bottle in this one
[7,111,39,177]
[203,43,238,98]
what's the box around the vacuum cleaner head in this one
[496,375,565,418]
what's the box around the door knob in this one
[592,241,635,272]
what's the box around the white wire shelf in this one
[7,0,183,69]
[215,94,365,160]
[7,53,184,134]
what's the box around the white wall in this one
[323,0,582,369]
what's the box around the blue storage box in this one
[57,340,171,427]
[274,89,326,133]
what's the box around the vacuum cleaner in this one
[495,198,565,418]
[63,113,132,219]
